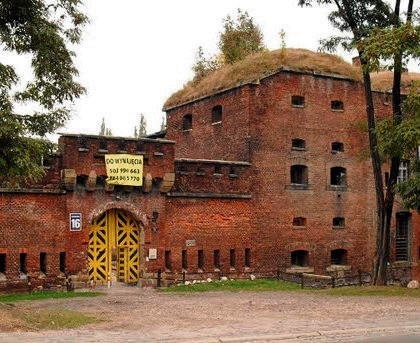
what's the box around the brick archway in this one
[88,201,148,227]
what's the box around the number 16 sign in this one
[70,213,82,231]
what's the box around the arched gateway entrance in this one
[88,209,141,284]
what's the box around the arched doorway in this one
[88,209,141,284]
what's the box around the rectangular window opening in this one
[230,249,236,268]
[20,253,27,274]
[244,248,251,268]
[59,252,66,273]
[182,250,188,270]
[40,252,47,274]
[0,254,6,274]
[165,250,172,271]
[213,249,220,269]
[291,95,305,107]
[198,250,204,270]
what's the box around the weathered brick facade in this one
[0,61,418,290]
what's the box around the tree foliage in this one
[192,9,265,80]
[99,117,112,136]
[0,0,88,185]
[134,113,147,138]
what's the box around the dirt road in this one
[0,286,419,342]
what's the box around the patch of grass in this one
[162,279,302,293]
[0,291,103,303]
[322,285,420,298]
[17,308,99,330]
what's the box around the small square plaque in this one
[148,248,157,260]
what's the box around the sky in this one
[5,1,420,138]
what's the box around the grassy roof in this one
[370,71,420,94]
[164,48,361,109]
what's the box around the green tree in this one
[219,9,265,64]
[192,46,221,81]
[0,0,88,186]
[298,0,418,285]
[105,128,112,136]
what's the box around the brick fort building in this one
[0,49,419,290]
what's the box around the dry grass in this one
[370,71,420,93]
[164,48,361,109]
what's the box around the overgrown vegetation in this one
[0,0,88,186]
[0,290,102,303]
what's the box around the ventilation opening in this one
[291,250,309,267]
[76,175,88,189]
[212,105,223,124]
[198,250,204,270]
[59,252,66,273]
[291,165,308,185]
[182,114,192,131]
[229,166,238,178]
[214,165,222,175]
[292,138,306,150]
[118,140,127,152]
[331,100,344,111]
[213,249,220,269]
[331,249,347,265]
[230,249,236,268]
[0,254,6,273]
[291,95,305,107]
[331,142,344,153]
[182,250,188,270]
[165,250,172,271]
[330,167,347,186]
[292,217,307,227]
[40,252,47,274]
[20,253,27,274]
[333,217,345,228]
[78,136,88,150]
[244,248,251,268]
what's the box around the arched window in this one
[292,217,307,227]
[182,114,192,131]
[291,250,309,267]
[212,105,222,124]
[331,249,348,265]
[292,138,306,150]
[331,142,344,153]
[330,167,346,186]
[331,100,344,111]
[291,165,308,185]
[332,217,345,228]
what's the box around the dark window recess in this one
[182,114,193,131]
[78,136,88,150]
[291,250,309,267]
[136,141,145,152]
[40,252,47,274]
[292,217,307,227]
[212,105,223,123]
[176,164,187,174]
[292,138,306,149]
[198,250,204,269]
[99,140,108,151]
[331,249,347,265]
[331,142,344,153]
[244,248,251,268]
[19,253,27,274]
[291,95,305,107]
[290,165,308,185]
[213,249,220,269]
[214,165,222,174]
[384,172,390,187]
[76,175,88,188]
[230,249,236,268]
[333,217,345,228]
[331,100,344,110]
[229,166,238,177]
[59,252,66,273]
[196,166,205,176]
[118,140,127,151]
[396,212,410,261]
[182,250,188,269]
[165,250,172,270]
[330,167,347,186]
[0,253,6,273]
[96,175,107,189]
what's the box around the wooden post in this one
[182,271,186,284]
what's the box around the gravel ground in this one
[0,285,419,342]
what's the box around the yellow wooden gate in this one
[88,209,140,284]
